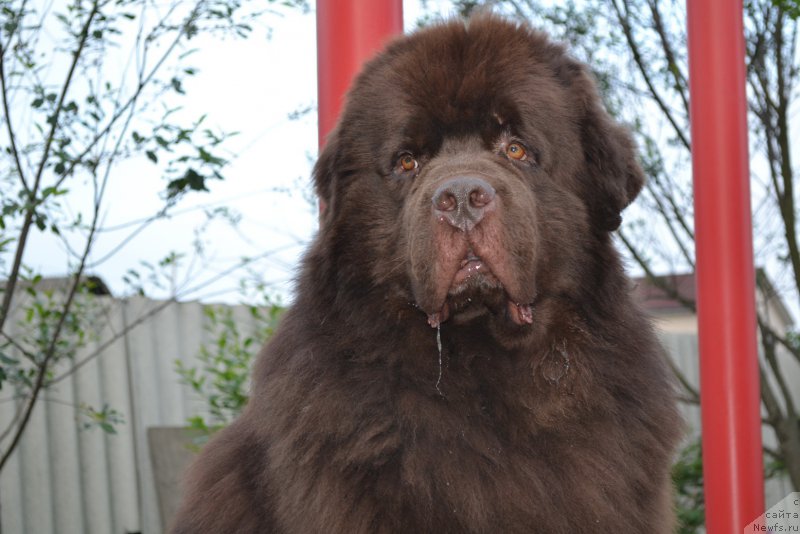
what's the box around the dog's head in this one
[312,16,643,340]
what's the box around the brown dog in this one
[172,15,682,533]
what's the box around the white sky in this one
[18,0,460,305]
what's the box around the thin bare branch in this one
[646,0,689,116]
[758,314,800,367]
[664,350,700,402]
[643,181,694,267]
[0,43,30,194]
[609,0,690,150]
[763,329,797,423]
[760,360,785,426]
[651,171,695,241]
[0,331,37,361]
[0,396,25,446]
[758,337,800,489]
[773,9,800,298]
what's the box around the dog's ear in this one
[581,100,645,231]
[559,60,645,232]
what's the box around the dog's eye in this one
[506,142,527,161]
[398,154,419,172]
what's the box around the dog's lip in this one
[424,293,534,328]
[506,300,534,325]
[460,250,481,267]
[451,253,494,289]
[422,253,534,328]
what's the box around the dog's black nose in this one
[432,176,496,231]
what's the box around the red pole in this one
[316,0,404,148]
[687,1,764,532]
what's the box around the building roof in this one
[632,270,794,328]
[632,273,696,314]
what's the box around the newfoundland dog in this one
[172,15,681,533]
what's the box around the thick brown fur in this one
[172,16,682,533]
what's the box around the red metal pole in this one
[316,0,404,148]
[687,1,764,532]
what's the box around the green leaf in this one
[170,77,185,95]
[145,150,158,163]
[0,352,19,365]
[167,168,208,198]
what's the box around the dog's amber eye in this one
[399,154,418,172]
[506,142,527,161]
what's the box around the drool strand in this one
[435,324,444,396]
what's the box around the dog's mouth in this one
[424,250,534,328]
[452,251,498,287]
